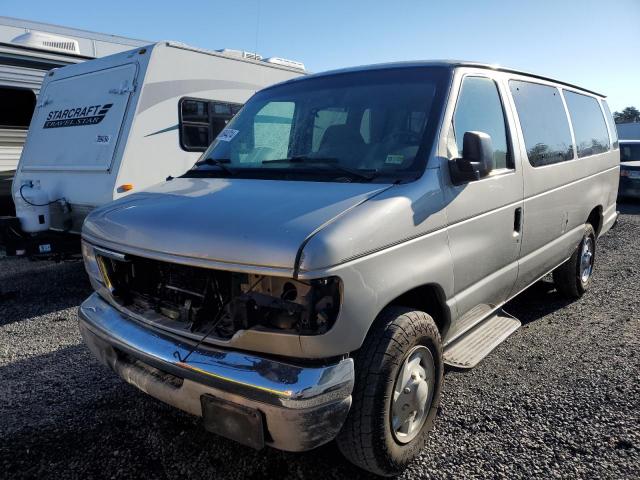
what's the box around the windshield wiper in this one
[262,156,377,181]
[194,158,234,175]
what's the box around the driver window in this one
[449,76,511,170]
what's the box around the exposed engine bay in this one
[96,253,340,340]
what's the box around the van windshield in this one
[185,66,450,183]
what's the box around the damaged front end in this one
[82,242,341,341]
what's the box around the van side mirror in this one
[449,131,494,185]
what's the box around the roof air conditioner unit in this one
[12,31,80,54]
[263,57,305,71]
[216,49,263,61]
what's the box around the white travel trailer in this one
[0,16,148,213]
[4,41,304,256]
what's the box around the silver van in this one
[78,61,619,475]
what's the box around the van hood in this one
[83,177,389,271]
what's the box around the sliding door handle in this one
[513,207,522,236]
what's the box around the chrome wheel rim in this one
[391,345,435,444]
[580,237,594,284]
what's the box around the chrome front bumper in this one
[78,293,354,451]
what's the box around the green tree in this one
[613,106,640,124]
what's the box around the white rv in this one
[0,16,148,213]
[5,41,304,256]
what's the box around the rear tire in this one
[336,307,443,476]
[553,223,596,299]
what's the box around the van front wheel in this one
[553,223,596,299]
[336,307,443,476]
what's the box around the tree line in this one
[614,106,640,124]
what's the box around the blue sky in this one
[3,0,638,111]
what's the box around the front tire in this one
[553,223,596,299]
[337,307,443,476]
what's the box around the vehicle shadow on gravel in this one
[0,258,91,326]
[504,279,574,326]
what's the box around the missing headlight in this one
[88,248,341,340]
[222,275,341,336]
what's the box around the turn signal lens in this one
[118,183,134,192]
[81,241,104,286]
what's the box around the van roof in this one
[280,60,605,98]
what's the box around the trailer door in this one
[21,63,138,172]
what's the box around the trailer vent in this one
[216,49,263,61]
[12,31,80,54]
[42,40,77,52]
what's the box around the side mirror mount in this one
[449,131,494,185]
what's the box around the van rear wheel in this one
[553,223,596,299]
[336,307,443,476]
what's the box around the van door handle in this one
[513,207,522,236]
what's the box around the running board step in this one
[443,311,521,369]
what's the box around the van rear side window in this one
[509,80,574,167]
[563,90,610,158]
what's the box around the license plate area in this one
[200,395,265,450]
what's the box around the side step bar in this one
[443,310,521,369]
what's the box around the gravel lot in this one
[1,203,638,479]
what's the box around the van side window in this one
[600,99,619,149]
[563,91,610,158]
[509,81,573,166]
[179,98,242,152]
[450,76,511,170]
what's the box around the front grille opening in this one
[96,254,340,340]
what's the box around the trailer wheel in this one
[553,223,596,299]
[337,307,443,476]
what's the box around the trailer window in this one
[179,98,242,152]
[509,80,574,167]
[563,91,610,158]
[0,87,36,129]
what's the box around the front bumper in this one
[78,293,354,451]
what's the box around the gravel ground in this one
[1,203,638,479]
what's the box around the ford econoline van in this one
[78,61,619,475]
